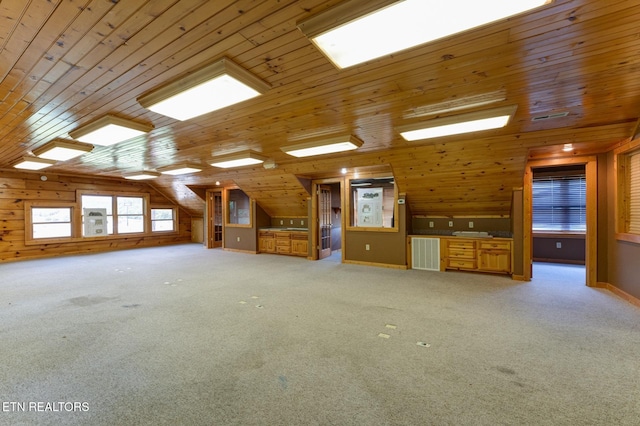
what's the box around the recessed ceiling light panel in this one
[210,150,267,168]
[138,57,270,121]
[158,163,203,176]
[299,0,552,68]
[69,115,153,146]
[12,157,57,170]
[33,140,94,161]
[396,105,518,141]
[281,135,363,157]
[123,171,161,180]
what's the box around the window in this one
[349,177,396,229]
[629,151,640,234]
[31,207,72,239]
[117,196,144,233]
[615,141,640,243]
[226,189,251,226]
[81,193,147,236]
[82,195,113,235]
[151,208,176,232]
[533,171,586,232]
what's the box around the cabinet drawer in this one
[447,259,476,269]
[447,240,475,249]
[277,245,291,254]
[276,239,291,247]
[259,231,274,238]
[448,249,475,259]
[274,232,291,239]
[478,240,510,250]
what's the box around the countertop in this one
[259,227,308,232]
[409,230,513,238]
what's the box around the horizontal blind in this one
[533,174,586,231]
[629,152,640,234]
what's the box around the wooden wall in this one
[0,170,192,263]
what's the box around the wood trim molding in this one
[524,155,597,286]
[597,282,640,308]
[343,259,408,270]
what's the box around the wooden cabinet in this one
[275,232,292,254]
[445,239,477,270]
[442,237,512,275]
[258,231,276,253]
[477,240,511,273]
[259,230,308,257]
[291,233,308,257]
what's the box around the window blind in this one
[629,152,640,234]
[533,174,586,231]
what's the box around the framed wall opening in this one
[524,156,597,286]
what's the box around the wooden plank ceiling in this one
[1,0,638,218]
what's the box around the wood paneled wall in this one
[0,170,192,263]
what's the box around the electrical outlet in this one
[237,237,241,242]
[301,220,304,225]
[429,221,434,228]
[280,220,283,225]
[556,242,562,249]
[365,244,370,251]
[449,221,453,227]
[290,220,294,225]
[469,221,474,228]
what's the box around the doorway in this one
[313,180,343,261]
[524,156,597,286]
[206,190,223,248]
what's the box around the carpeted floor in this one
[0,244,638,425]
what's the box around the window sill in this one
[533,231,586,239]
[616,233,640,244]
[346,226,398,233]
[24,231,178,246]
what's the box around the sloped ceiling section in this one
[0,1,638,219]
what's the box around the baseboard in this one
[511,274,528,281]
[533,257,585,265]
[597,282,640,308]
[343,259,408,270]
[223,248,258,255]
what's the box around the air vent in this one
[531,111,569,122]
[411,237,440,271]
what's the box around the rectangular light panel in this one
[281,135,364,157]
[299,0,552,68]
[397,105,518,141]
[33,140,93,161]
[138,57,270,121]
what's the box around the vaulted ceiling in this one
[1,0,638,218]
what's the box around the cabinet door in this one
[478,250,511,273]
[291,239,308,256]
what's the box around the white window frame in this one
[151,207,178,232]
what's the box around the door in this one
[318,185,332,259]
[208,191,223,248]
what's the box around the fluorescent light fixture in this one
[397,105,518,141]
[298,0,552,69]
[12,156,57,170]
[210,150,268,168]
[404,90,507,119]
[69,115,153,146]
[137,57,270,121]
[281,135,363,157]
[123,171,161,180]
[33,140,93,161]
[563,144,573,152]
[158,163,203,175]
